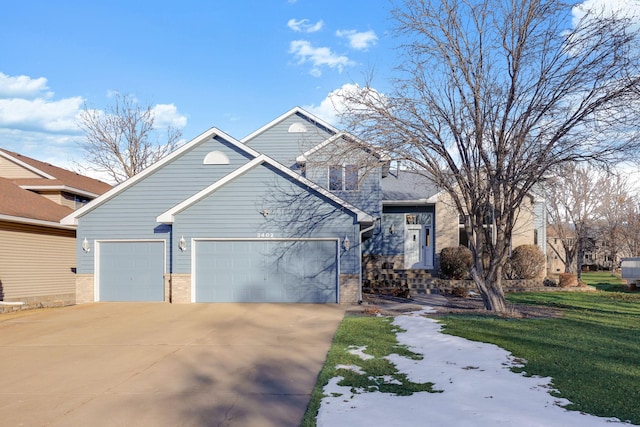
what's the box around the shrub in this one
[505,244,546,279]
[440,246,473,279]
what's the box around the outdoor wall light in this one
[82,237,91,253]
[179,236,187,252]
[343,235,351,251]
[389,224,395,234]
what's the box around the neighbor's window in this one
[329,165,358,191]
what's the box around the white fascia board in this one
[295,132,346,163]
[296,131,382,164]
[0,214,76,230]
[19,185,100,199]
[156,156,266,224]
[241,106,339,143]
[61,128,258,226]
[0,151,56,179]
[383,191,442,206]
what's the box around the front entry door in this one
[404,213,434,269]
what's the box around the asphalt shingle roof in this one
[382,170,441,202]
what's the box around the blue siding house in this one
[62,107,546,304]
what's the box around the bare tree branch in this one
[76,92,183,183]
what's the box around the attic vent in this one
[203,151,230,165]
[288,122,307,133]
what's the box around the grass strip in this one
[301,314,438,427]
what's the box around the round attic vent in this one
[288,122,307,133]
[203,151,230,165]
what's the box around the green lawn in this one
[304,273,640,425]
[441,275,640,424]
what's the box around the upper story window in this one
[329,165,358,191]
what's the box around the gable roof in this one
[62,127,372,226]
[241,106,338,143]
[61,127,258,226]
[156,154,374,225]
[0,148,112,197]
[0,177,74,229]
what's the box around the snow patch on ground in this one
[318,310,630,427]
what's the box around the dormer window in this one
[329,165,358,191]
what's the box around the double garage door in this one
[194,239,339,303]
[97,239,338,303]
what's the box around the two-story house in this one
[0,149,111,306]
[62,107,546,304]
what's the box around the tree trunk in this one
[470,267,508,313]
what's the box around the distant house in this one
[62,108,546,304]
[0,149,111,306]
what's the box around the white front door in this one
[404,222,434,269]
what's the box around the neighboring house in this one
[547,224,621,274]
[62,107,546,304]
[0,149,111,305]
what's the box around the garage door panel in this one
[195,240,338,303]
[99,241,164,302]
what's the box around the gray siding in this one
[172,163,360,275]
[76,136,253,274]
[244,113,335,167]
[306,164,382,217]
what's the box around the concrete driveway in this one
[0,303,346,427]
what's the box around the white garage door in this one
[194,239,338,303]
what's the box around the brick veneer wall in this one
[170,274,191,303]
[340,274,360,304]
[75,274,94,303]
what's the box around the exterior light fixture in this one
[82,237,91,253]
[389,224,395,234]
[179,236,187,252]
[260,209,270,218]
[343,235,351,251]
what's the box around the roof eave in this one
[0,214,76,230]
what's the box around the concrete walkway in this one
[0,303,346,427]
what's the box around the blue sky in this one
[0,0,394,174]
[0,0,634,179]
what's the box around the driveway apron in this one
[0,303,346,427]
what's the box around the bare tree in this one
[546,164,604,276]
[339,0,640,312]
[622,197,640,257]
[77,93,182,183]
[593,172,633,271]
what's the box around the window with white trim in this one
[329,165,358,191]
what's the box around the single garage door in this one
[194,239,338,303]
[98,241,165,301]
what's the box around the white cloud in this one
[289,40,354,76]
[0,96,83,132]
[304,83,378,124]
[287,18,324,33]
[0,72,52,99]
[152,103,187,129]
[572,0,640,27]
[336,29,378,50]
